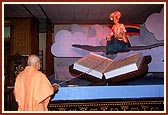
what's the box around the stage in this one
[48,83,164,111]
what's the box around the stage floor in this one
[48,72,164,111]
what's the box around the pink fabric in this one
[14,66,53,111]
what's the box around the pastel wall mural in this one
[51,7,164,80]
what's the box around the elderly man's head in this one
[28,55,40,70]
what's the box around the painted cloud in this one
[145,7,164,41]
[51,24,110,57]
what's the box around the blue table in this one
[49,84,164,111]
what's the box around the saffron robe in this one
[14,66,54,111]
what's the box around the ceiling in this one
[3,3,164,31]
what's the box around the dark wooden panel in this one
[48,98,164,111]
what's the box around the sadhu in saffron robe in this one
[14,66,54,111]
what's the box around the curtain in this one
[45,19,54,77]
[31,18,39,55]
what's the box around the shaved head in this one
[28,55,40,70]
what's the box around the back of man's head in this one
[27,54,40,70]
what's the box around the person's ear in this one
[35,62,40,70]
